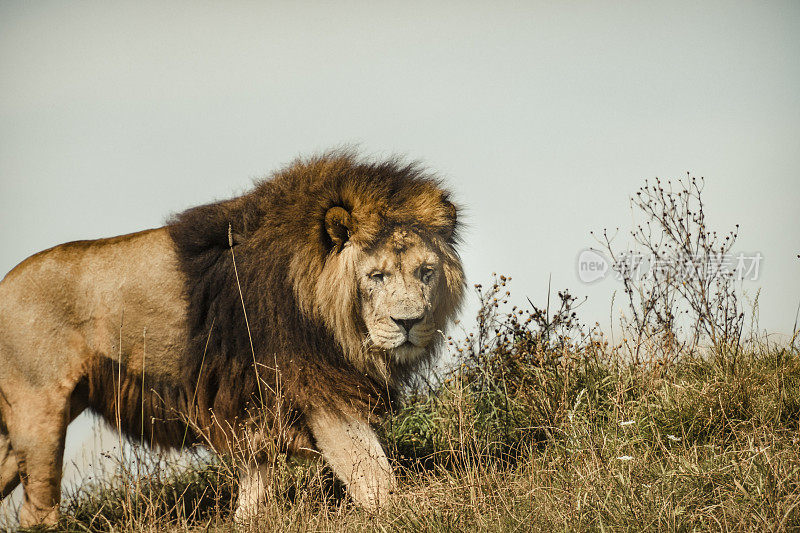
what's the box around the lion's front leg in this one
[308,408,395,510]
[233,460,272,525]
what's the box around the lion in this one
[0,152,464,527]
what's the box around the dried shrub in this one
[595,175,746,364]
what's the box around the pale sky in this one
[1,0,799,518]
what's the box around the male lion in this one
[0,152,464,527]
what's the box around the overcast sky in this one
[1,0,799,516]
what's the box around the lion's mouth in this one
[390,339,426,364]
[369,328,425,352]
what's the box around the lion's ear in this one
[325,206,353,248]
[440,201,458,241]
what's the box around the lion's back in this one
[0,228,190,388]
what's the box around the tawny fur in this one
[0,151,464,526]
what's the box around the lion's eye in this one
[369,271,386,282]
[420,266,435,283]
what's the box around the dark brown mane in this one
[86,152,462,454]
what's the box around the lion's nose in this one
[392,316,422,333]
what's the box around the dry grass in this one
[7,281,795,532]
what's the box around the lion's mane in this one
[84,152,464,454]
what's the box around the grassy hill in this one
[21,275,798,532]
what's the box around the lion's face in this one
[303,197,463,380]
[356,229,442,364]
